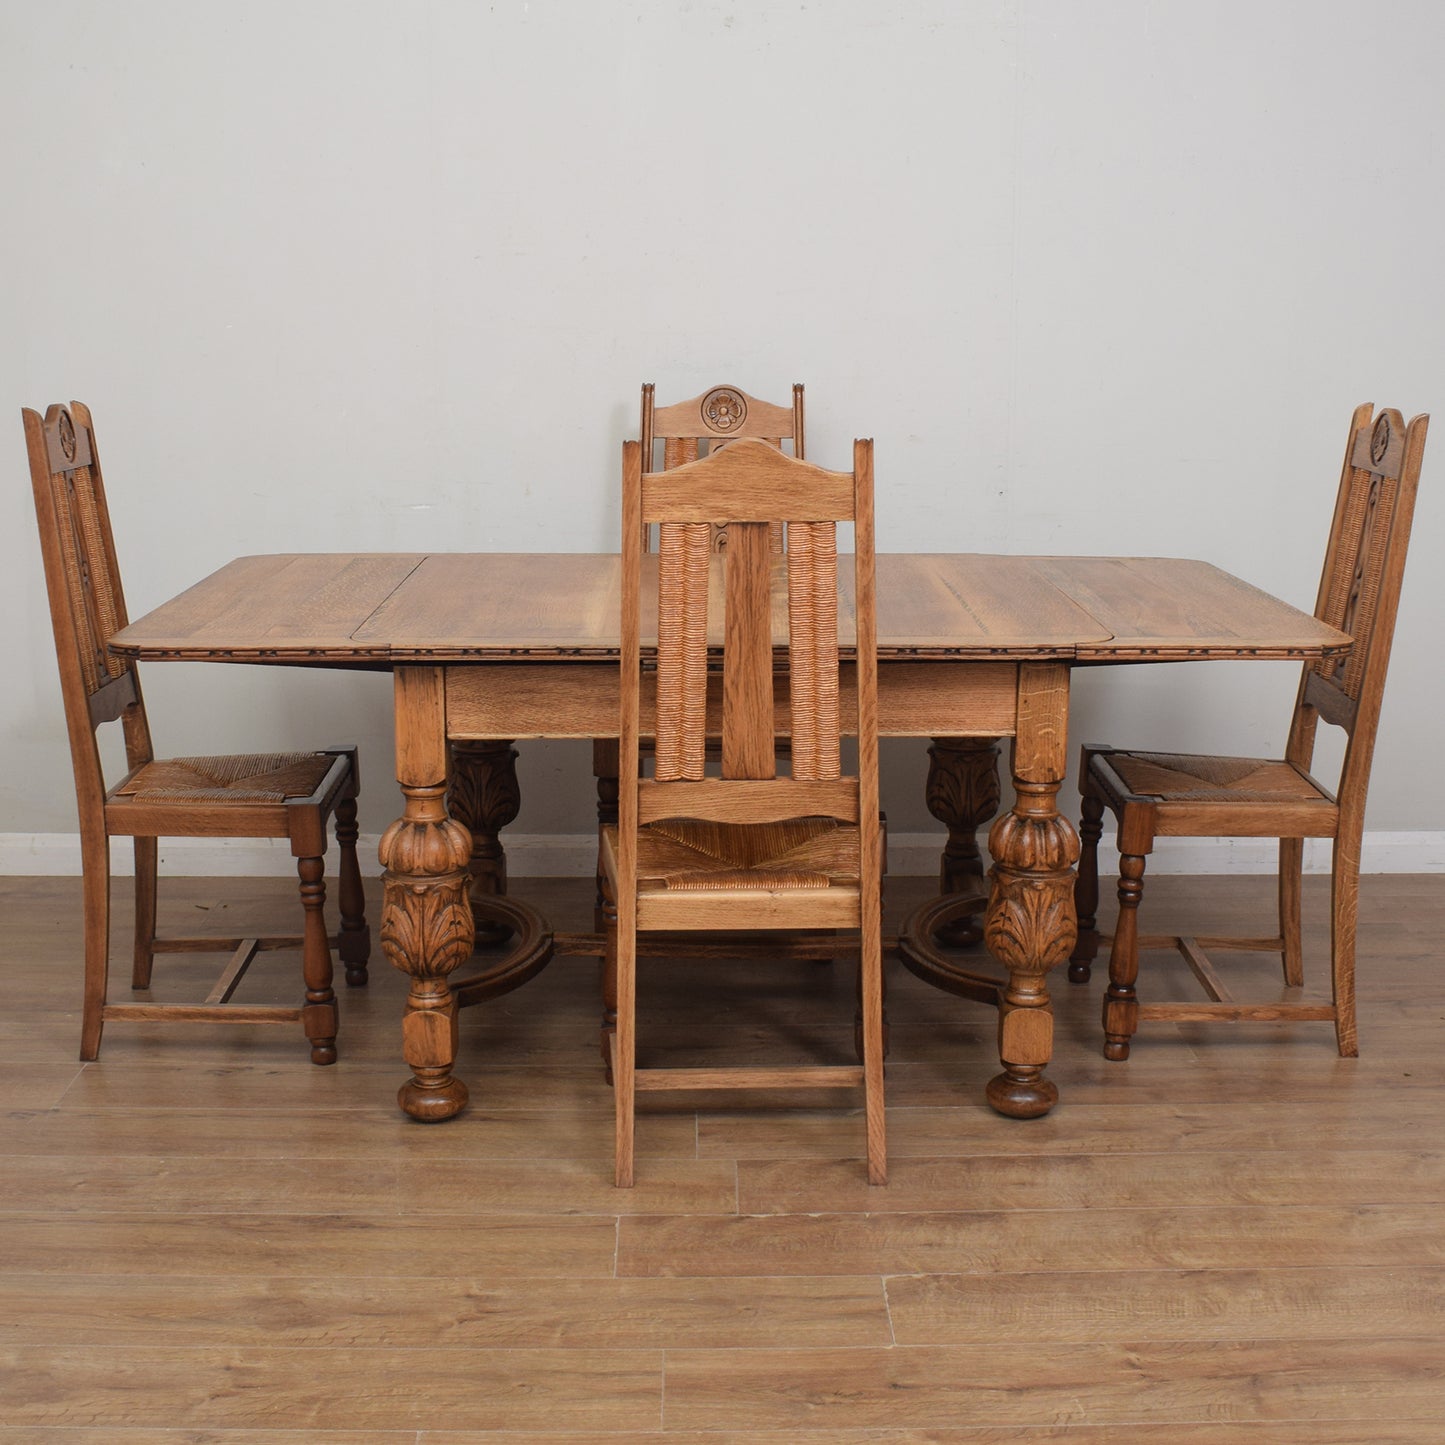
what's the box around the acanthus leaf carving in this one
[380,873,475,982]
[985,869,1077,979]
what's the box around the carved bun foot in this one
[398,1074,469,1121]
[985,1069,1058,1118]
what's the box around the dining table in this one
[109,552,1350,1123]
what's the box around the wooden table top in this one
[110,552,1351,666]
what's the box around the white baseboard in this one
[3,830,1443,877]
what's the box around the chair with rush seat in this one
[1070,404,1427,1059]
[595,382,807,801]
[24,402,370,1063]
[600,434,886,1187]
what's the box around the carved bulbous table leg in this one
[897,665,1077,1118]
[983,665,1078,1117]
[384,671,477,1121]
[380,783,475,1120]
[984,780,1078,1116]
[924,736,1002,947]
[448,739,521,945]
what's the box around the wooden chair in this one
[24,402,370,1064]
[1070,404,1428,1059]
[601,435,886,1187]
[594,382,806,894]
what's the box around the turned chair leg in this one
[1330,837,1360,1057]
[1103,848,1150,1061]
[334,793,371,987]
[1278,836,1305,987]
[131,835,158,989]
[80,832,111,1062]
[1070,788,1105,983]
[295,855,339,1065]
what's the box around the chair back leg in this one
[1278,837,1305,986]
[1330,835,1361,1057]
[333,794,371,987]
[80,832,111,1061]
[1070,788,1106,982]
[859,928,888,1185]
[131,836,158,989]
[613,921,637,1188]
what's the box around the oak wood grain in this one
[111,553,1350,664]
[661,1339,1445,1430]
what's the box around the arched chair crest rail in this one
[1070,403,1427,1059]
[24,402,370,1064]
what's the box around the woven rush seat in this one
[115,752,337,803]
[1107,752,1331,805]
[609,816,860,892]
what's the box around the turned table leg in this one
[925,736,1002,946]
[983,663,1078,1118]
[382,669,476,1121]
[448,739,521,945]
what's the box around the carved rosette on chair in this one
[379,784,476,1118]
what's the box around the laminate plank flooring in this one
[0,871,1442,1438]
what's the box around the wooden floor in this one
[0,869,1442,1441]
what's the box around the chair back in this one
[1288,404,1427,821]
[618,435,878,859]
[24,402,154,813]
[640,383,805,551]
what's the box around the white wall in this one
[3,0,1442,866]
